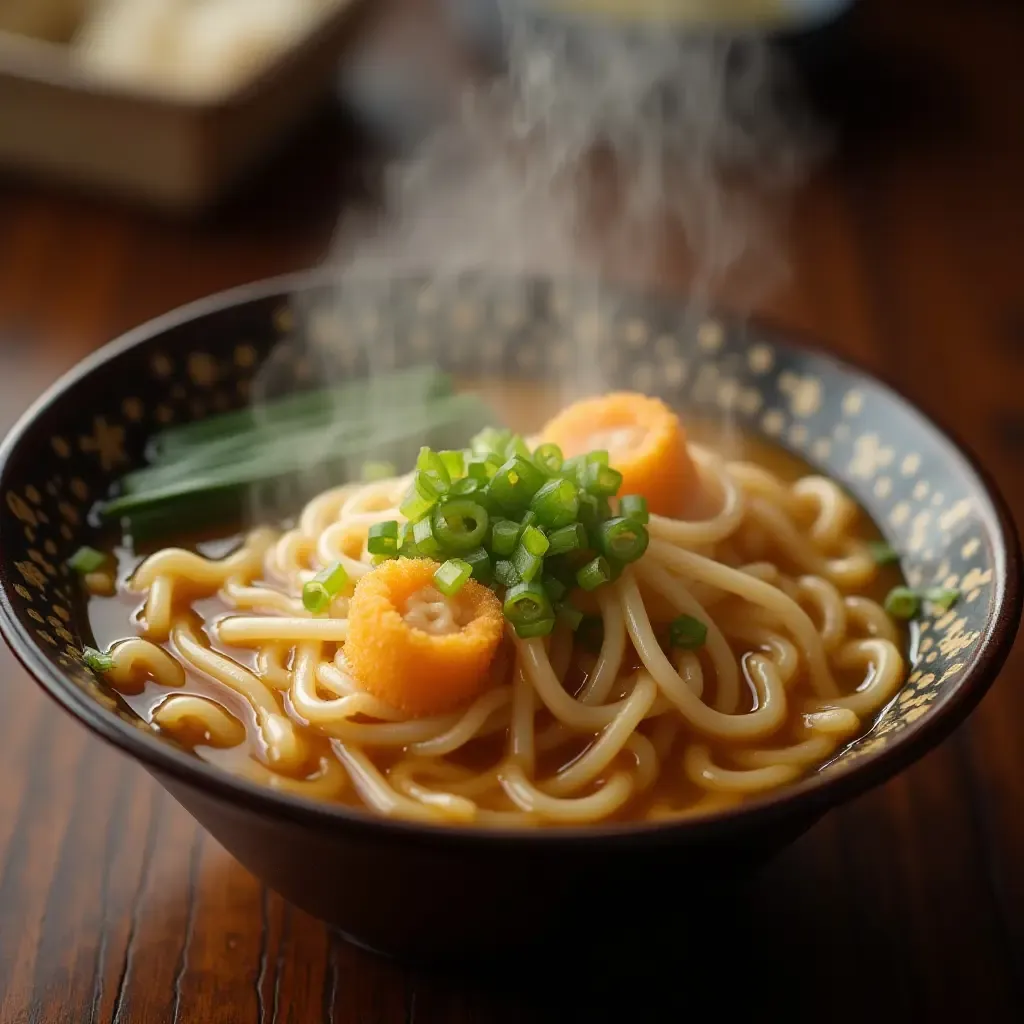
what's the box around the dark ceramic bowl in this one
[0,272,1019,963]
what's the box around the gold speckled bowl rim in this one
[0,269,1020,850]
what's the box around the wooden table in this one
[2,1,1023,1020]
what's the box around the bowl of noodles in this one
[0,271,1019,962]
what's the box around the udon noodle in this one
[87,393,908,828]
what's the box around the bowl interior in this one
[0,273,1015,822]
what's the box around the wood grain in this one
[2,0,1024,1020]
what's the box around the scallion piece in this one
[412,517,442,559]
[432,499,489,554]
[512,543,543,583]
[82,646,114,673]
[520,524,550,557]
[543,576,567,604]
[868,540,900,566]
[439,450,466,480]
[533,443,564,476]
[434,558,473,597]
[400,473,442,522]
[618,495,649,525]
[68,546,106,574]
[486,455,546,514]
[503,581,555,638]
[580,461,623,497]
[303,561,350,614]
[491,519,520,557]
[495,559,521,588]
[361,461,396,482]
[576,555,612,592]
[529,478,579,529]
[597,517,649,564]
[398,521,419,559]
[547,522,587,556]
[504,434,532,460]
[463,547,494,584]
[669,614,707,650]
[466,455,502,482]
[416,446,451,492]
[449,477,482,498]
[557,602,584,631]
[925,587,960,612]
[367,520,399,557]
[471,426,512,457]
[884,586,921,620]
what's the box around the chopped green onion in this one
[547,522,587,556]
[578,616,605,652]
[367,520,399,557]
[449,477,482,497]
[416,446,451,492]
[82,646,114,673]
[533,443,564,475]
[925,587,960,612]
[543,576,567,603]
[495,559,521,588]
[503,581,555,638]
[491,519,520,557]
[68,546,106,574]
[580,461,623,497]
[400,473,442,522]
[557,602,584,631]
[303,561,350,614]
[597,517,649,564]
[504,434,532,460]
[618,495,649,525]
[432,499,489,554]
[486,455,546,514]
[466,455,502,482]
[884,586,921,621]
[434,558,473,597]
[462,547,494,584]
[439,450,466,480]
[512,544,543,583]
[529,478,580,529]
[360,460,396,482]
[412,517,442,559]
[471,426,512,457]
[398,521,419,559]
[669,614,707,650]
[520,524,550,557]
[576,555,613,591]
[868,540,900,566]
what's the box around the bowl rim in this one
[1,269,1020,849]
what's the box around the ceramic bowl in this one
[0,272,1019,963]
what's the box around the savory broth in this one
[84,380,910,827]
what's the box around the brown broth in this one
[85,383,909,825]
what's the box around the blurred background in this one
[2,0,1024,1021]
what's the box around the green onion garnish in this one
[434,558,473,597]
[367,521,399,558]
[925,587,960,612]
[303,561,350,614]
[503,581,555,638]
[398,521,420,559]
[361,461,396,482]
[884,586,921,620]
[449,477,482,497]
[82,646,114,673]
[68,546,106,574]
[580,461,623,498]
[868,541,900,566]
[462,547,494,584]
[669,614,707,650]
[432,499,489,554]
[557,601,584,631]
[466,455,501,482]
[547,522,587,556]
[596,517,649,564]
[618,495,649,525]
[504,434,532,460]
[416,446,451,492]
[533,443,564,475]
[512,543,544,583]
[412,517,442,559]
[577,555,613,591]
[399,473,442,522]
[471,426,512,458]
[491,519,520,557]
[495,559,521,588]
[486,455,547,514]
[529,478,580,529]
[543,576,567,603]
[520,524,550,557]
[439,450,466,480]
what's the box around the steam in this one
[249,2,824,518]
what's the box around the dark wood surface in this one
[2,1,1024,1021]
